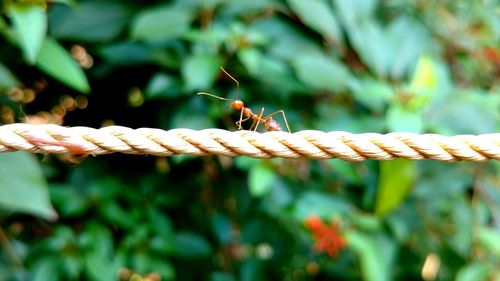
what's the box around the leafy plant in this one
[0,0,499,280]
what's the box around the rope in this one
[0,124,498,161]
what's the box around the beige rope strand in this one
[0,124,498,161]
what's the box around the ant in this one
[197,67,291,133]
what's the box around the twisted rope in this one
[0,124,498,161]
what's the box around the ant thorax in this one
[242,107,253,117]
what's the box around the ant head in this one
[230,99,244,110]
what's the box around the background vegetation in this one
[0,0,499,280]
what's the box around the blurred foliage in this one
[0,0,499,280]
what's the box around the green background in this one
[0,0,499,280]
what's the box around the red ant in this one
[197,67,291,133]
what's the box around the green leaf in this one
[287,0,343,46]
[8,4,47,63]
[375,159,416,216]
[84,251,116,281]
[0,16,7,29]
[248,163,276,197]
[349,78,393,112]
[238,48,263,76]
[145,73,183,99]
[234,157,260,170]
[181,54,223,91]
[98,42,152,66]
[168,99,215,130]
[333,1,388,76]
[131,252,151,273]
[476,226,500,257]
[36,37,90,93]
[131,5,193,41]
[327,159,363,184]
[238,49,306,93]
[333,0,377,30]
[410,55,440,91]
[82,222,114,258]
[292,52,350,92]
[456,262,491,281]
[428,90,500,135]
[50,0,76,4]
[294,191,353,220]
[449,200,474,256]
[32,257,61,281]
[349,213,382,231]
[349,22,390,77]
[386,17,429,79]
[49,184,88,217]
[0,62,21,90]
[45,226,75,250]
[210,272,237,281]
[147,207,173,236]
[386,104,424,133]
[211,213,233,244]
[62,254,82,279]
[174,232,212,258]
[345,231,388,281]
[147,259,176,280]
[251,18,322,61]
[0,152,57,220]
[49,1,130,43]
[99,201,133,229]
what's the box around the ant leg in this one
[249,107,265,132]
[235,108,245,130]
[236,109,253,129]
[236,117,251,127]
[263,110,291,133]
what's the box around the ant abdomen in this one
[265,119,282,131]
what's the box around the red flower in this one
[481,46,500,65]
[304,215,346,257]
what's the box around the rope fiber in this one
[0,124,498,161]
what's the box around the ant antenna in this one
[196,92,233,101]
[220,67,240,99]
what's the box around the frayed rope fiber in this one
[0,124,499,161]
